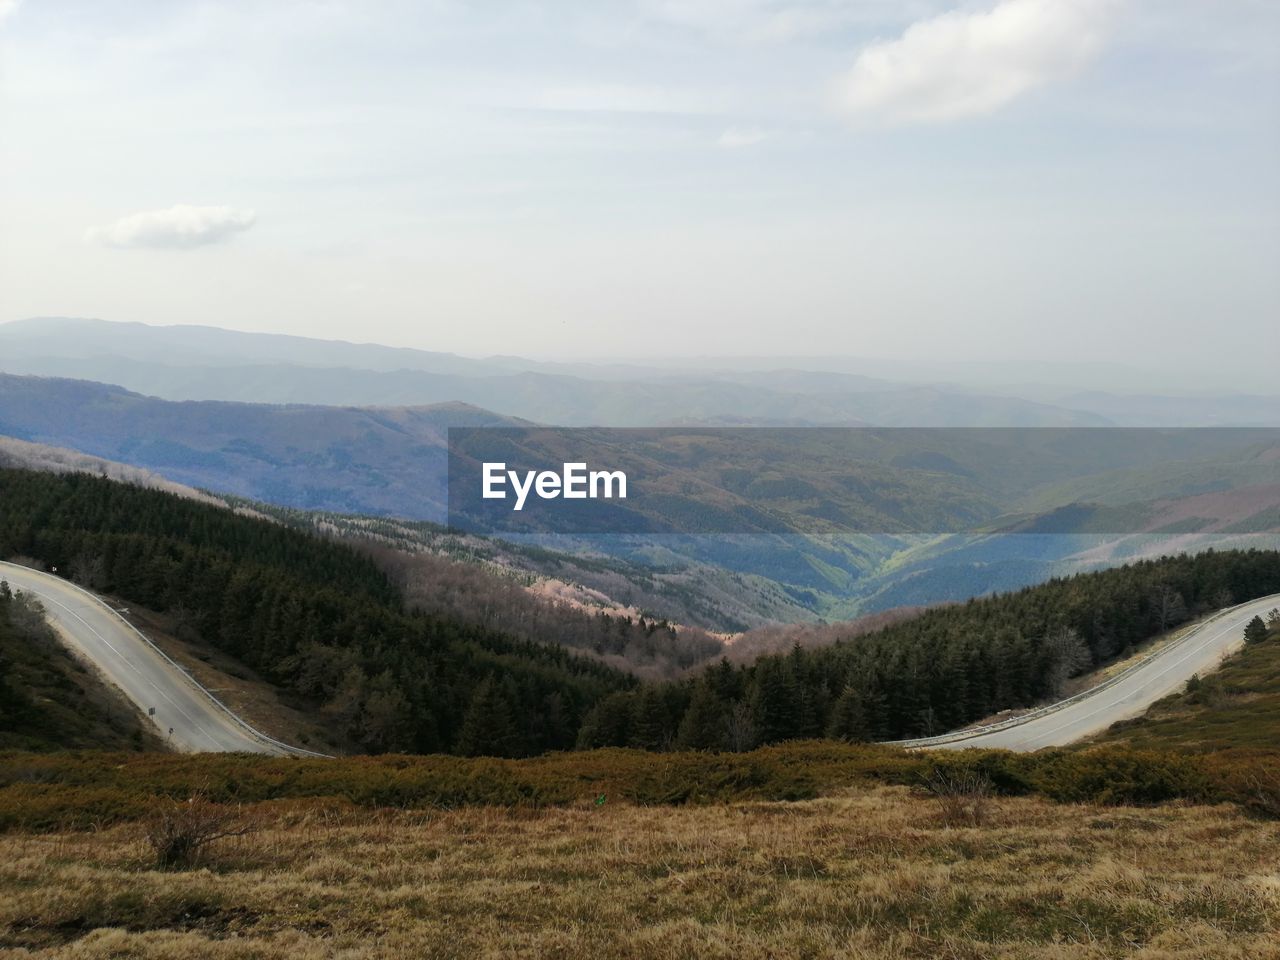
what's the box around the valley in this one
[5,3,1278,953]
[2,326,1279,960]
[3,354,1280,632]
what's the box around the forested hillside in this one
[6,467,1280,759]
[578,550,1280,750]
[381,549,725,681]
[0,468,634,755]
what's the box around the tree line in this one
[576,549,1280,751]
[0,468,634,755]
[5,467,1280,759]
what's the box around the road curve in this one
[0,560,319,755]
[901,593,1280,752]
[5,559,1275,757]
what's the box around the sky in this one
[1,0,1277,374]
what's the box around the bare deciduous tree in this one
[69,553,105,589]
[724,702,756,753]
[1150,584,1188,632]
[373,549,724,681]
[1042,625,1092,699]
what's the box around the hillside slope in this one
[4,372,1278,630]
[0,439,740,675]
[1098,612,1280,753]
[0,468,634,755]
[0,373,517,517]
[577,550,1280,749]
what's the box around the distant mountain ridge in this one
[3,369,1279,631]
[0,373,518,517]
[1,316,506,375]
[0,317,1111,428]
[6,318,1278,427]
[3,318,1280,630]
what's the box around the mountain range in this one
[3,317,1280,629]
[8,317,1279,428]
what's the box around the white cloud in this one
[839,0,1120,124]
[85,205,257,250]
[0,0,20,24]
[717,126,771,147]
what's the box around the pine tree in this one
[708,657,741,700]
[825,684,870,742]
[724,701,756,753]
[359,670,413,752]
[531,691,572,752]
[323,664,369,742]
[749,659,795,744]
[675,682,724,750]
[629,686,670,750]
[456,675,519,757]
[1244,615,1269,645]
[575,692,635,749]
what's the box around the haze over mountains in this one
[5,318,1279,427]
[0,374,511,517]
[3,317,1279,628]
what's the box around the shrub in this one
[1240,767,1280,819]
[1030,749,1211,805]
[3,743,1274,834]
[1200,750,1280,820]
[142,794,254,869]
[1243,616,1269,645]
[917,767,994,828]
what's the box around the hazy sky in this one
[1,0,1277,370]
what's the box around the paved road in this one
[905,593,1280,752]
[0,561,305,754]
[5,558,1275,756]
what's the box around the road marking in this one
[1018,608,1257,748]
[929,598,1278,751]
[1,562,328,756]
[15,581,225,750]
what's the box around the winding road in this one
[3,558,1276,756]
[0,560,319,755]
[900,593,1280,752]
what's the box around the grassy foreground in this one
[1,741,1278,957]
[2,788,1278,959]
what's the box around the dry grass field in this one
[2,786,1278,960]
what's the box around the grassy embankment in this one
[1097,616,1280,792]
[0,586,161,753]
